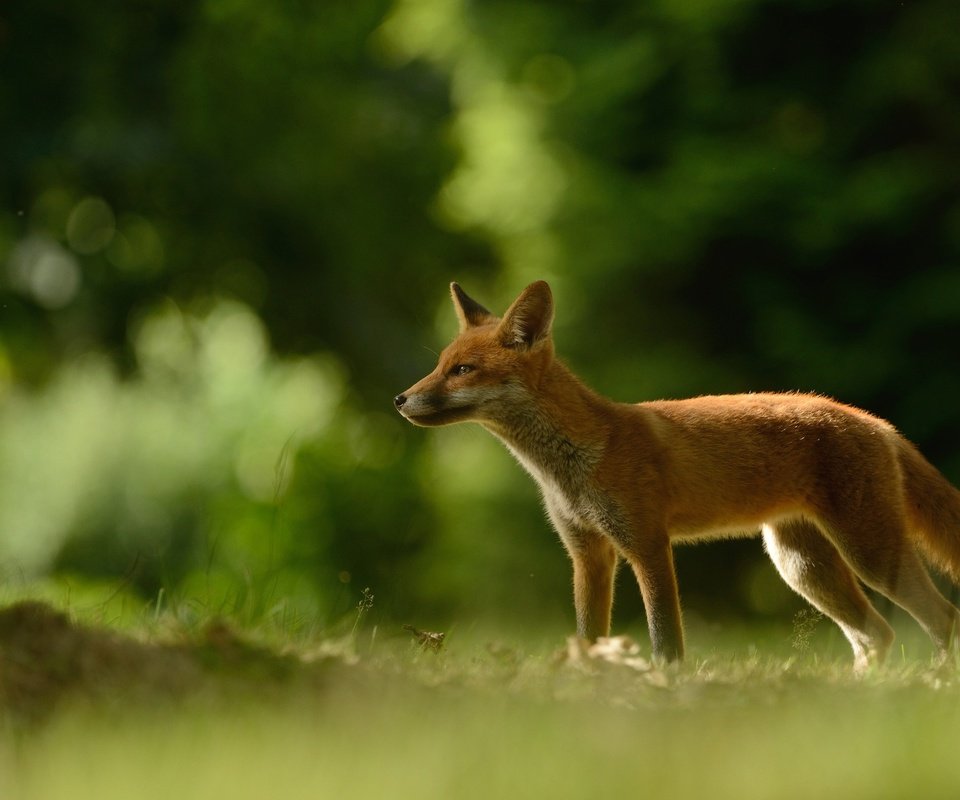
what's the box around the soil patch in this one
[0,601,346,726]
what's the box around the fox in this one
[394,280,960,669]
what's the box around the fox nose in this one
[394,394,407,409]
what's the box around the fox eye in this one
[450,364,473,377]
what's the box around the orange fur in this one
[395,281,960,668]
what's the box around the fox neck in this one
[479,359,609,495]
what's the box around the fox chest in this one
[507,446,620,535]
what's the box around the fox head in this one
[394,281,555,427]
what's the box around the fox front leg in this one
[624,539,685,662]
[551,514,618,641]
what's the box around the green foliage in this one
[1,0,959,628]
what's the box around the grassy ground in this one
[1,593,958,800]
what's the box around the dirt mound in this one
[0,601,335,725]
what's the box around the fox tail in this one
[900,439,960,584]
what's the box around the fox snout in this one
[393,383,437,425]
[393,386,445,426]
[394,379,486,427]
[394,385,431,420]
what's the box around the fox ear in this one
[451,282,494,331]
[497,280,554,349]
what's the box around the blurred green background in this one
[1,0,959,639]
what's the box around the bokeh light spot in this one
[8,235,82,309]
[66,196,116,255]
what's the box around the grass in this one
[0,590,958,800]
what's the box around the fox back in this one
[396,281,960,669]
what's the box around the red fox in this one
[395,280,960,668]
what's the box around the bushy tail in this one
[899,439,960,584]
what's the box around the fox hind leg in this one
[762,519,894,670]
[820,510,960,657]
